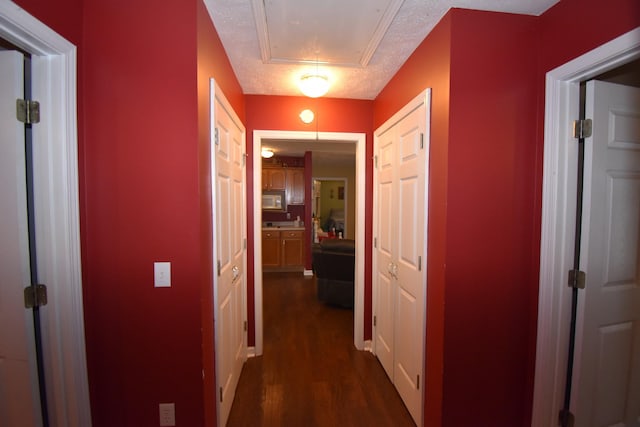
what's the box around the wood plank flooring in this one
[227,272,415,426]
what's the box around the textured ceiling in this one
[205,0,560,100]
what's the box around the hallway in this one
[227,272,415,426]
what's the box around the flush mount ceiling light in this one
[299,109,314,124]
[298,74,329,98]
[261,148,275,158]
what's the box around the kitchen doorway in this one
[252,130,366,356]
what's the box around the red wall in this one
[244,95,374,345]
[375,3,640,427]
[13,0,640,426]
[16,0,243,425]
[374,13,452,426]
[81,1,204,425]
[444,10,539,426]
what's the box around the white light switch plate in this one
[154,262,171,287]
[159,402,175,426]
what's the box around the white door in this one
[573,80,640,426]
[0,51,42,426]
[393,105,427,423]
[212,81,247,427]
[374,128,396,380]
[373,89,430,426]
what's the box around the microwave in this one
[262,191,286,211]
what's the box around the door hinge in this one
[244,238,247,250]
[220,387,223,402]
[16,99,40,124]
[568,269,586,289]
[374,155,378,169]
[373,315,377,327]
[559,409,575,427]
[24,284,47,308]
[374,237,377,248]
[417,374,420,390]
[214,127,220,145]
[420,133,424,149]
[244,320,247,332]
[242,153,247,167]
[217,260,221,277]
[418,255,422,271]
[572,119,592,139]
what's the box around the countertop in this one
[262,226,305,231]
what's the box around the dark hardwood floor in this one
[227,272,415,426]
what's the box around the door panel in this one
[575,81,640,427]
[375,134,396,380]
[394,106,426,424]
[0,50,41,427]
[213,84,246,427]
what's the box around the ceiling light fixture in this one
[261,148,274,158]
[299,109,314,124]
[298,74,329,98]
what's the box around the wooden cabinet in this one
[262,229,305,271]
[262,167,286,190]
[262,230,281,268]
[286,168,305,205]
[281,230,304,267]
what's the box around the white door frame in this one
[532,26,640,426]
[252,130,366,355]
[0,2,91,426]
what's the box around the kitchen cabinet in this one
[262,229,305,271]
[286,168,305,205]
[262,167,286,191]
[281,230,304,267]
[262,230,281,267]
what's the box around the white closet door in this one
[374,127,397,380]
[393,104,427,423]
[373,89,430,426]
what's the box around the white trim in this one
[532,26,640,427]
[0,2,91,426]
[247,346,256,358]
[253,130,366,355]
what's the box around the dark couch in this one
[311,238,355,308]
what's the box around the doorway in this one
[533,27,640,426]
[312,178,350,239]
[252,130,366,355]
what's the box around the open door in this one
[211,80,247,426]
[571,80,640,426]
[0,49,43,427]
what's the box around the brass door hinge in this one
[24,284,47,308]
[568,269,585,289]
[16,99,40,124]
[573,119,592,139]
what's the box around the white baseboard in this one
[364,340,373,352]
[247,346,256,358]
